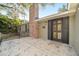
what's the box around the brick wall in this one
[29,3,39,38]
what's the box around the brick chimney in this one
[29,3,39,38]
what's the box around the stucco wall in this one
[68,3,79,55]
[68,3,77,10]
[73,9,79,55]
[69,8,79,55]
[69,15,75,46]
[38,21,48,40]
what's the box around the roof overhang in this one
[36,9,76,22]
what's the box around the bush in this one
[0,15,22,34]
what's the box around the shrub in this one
[0,15,22,34]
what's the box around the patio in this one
[0,37,77,56]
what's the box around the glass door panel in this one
[57,20,62,23]
[53,25,56,31]
[53,21,56,24]
[53,32,56,39]
[52,19,62,41]
[57,32,61,39]
[57,24,62,31]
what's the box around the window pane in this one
[53,21,56,24]
[53,25,56,31]
[53,32,56,39]
[57,24,62,31]
[57,20,62,23]
[57,32,61,39]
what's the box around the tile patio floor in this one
[0,37,77,56]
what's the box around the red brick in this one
[29,4,39,38]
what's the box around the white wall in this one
[73,8,79,55]
[39,21,48,40]
[68,3,77,10]
[69,15,75,47]
[69,8,79,55]
[68,3,79,55]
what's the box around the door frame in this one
[52,18,63,42]
[48,16,69,44]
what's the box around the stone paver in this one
[0,37,77,56]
